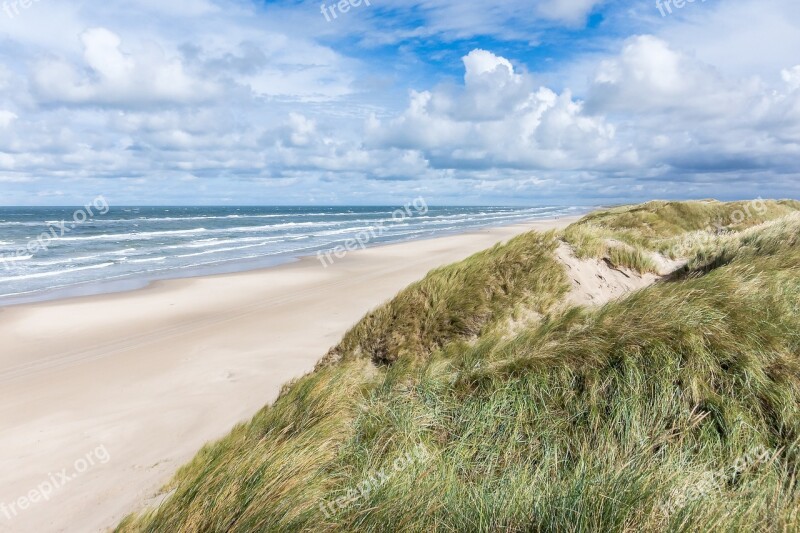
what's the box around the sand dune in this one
[0,218,576,533]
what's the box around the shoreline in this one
[0,213,586,309]
[0,216,579,532]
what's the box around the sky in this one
[0,0,798,206]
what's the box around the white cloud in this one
[32,28,219,106]
[587,35,744,115]
[368,49,622,171]
[463,49,515,78]
[0,110,17,128]
[285,113,317,147]
[783,66,800,91]
[655,0,800,82]
[582,35,800,179]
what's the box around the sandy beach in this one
[0,217,577,533]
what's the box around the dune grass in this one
[322,230,570,366]
[606,243,661,274]
[118,202,800,533]
[562,199,800,272]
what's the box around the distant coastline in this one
[0,205,594,307]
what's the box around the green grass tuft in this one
[607,244,660,274]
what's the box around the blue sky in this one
[0,0,799,205]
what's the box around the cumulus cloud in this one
[586,35,746,116]
[583,35,800,179]
[32,28,219,106]
[368,49,623,171]
[0,111,17,128]
[655,0,800,82]
[783,66,800,90]
[364,35,800,200]
[290,113,318,145]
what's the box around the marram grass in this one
[118,201,800,533]
[562,198,800,272]
[322,230,570,366]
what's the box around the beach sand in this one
[0,217,577,532]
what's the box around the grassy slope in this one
[118,202,800,533]
[322,230,569,366]
[562,199,800,272]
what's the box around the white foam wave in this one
[128,256,167,264]
[0,254,33,263]
[0,262,114,282]
[57,228,209,242]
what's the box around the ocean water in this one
[0,205,588,305]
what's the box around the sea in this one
[0,205,590,305]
